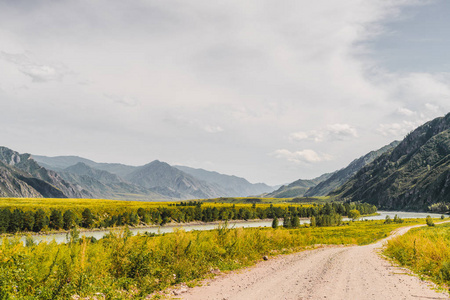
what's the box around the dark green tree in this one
[49,209,63,229]
[63,210,77,230]
[0,209,11,233]
[33,209,48,232]
[22,211,35,231]
[272,217,279,229]
[82,208,94,228]
[292,216,300,228]
[9,209,24,232]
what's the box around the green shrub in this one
[271,217,278,229]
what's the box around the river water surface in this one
[16,211,448,245]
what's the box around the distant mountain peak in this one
[174,165,274,197]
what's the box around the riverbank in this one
[1,218,297,239]
[0,219,434,299]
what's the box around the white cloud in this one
[104,94,139,107]
[288,131,309,141]
[0,51,70,82]
[204,125,224,133]
[0,0,449,185]
[377,120,423,137]
[289,123,358,142]
[425,103,439,113]
[396,107,416,116]
[273,149,332,164]
[326,124,359,140]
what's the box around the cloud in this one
[377,120,423,137]
[396,107,416,116]
[289,131,309,141]
[272,149,332,164]
[0,0,449,185]
[289,124,358,142]
[326,124,359,140]
[425,103,439,113]
[0,51,70,82]
[203,125,224,133]
[104,94,139,107]
[163,114,224,134]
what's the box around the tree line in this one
[0,208,95,233]
[0,202,376,233]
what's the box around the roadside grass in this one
[0,219,427,299]
[384,221,450,287]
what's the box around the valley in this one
[0,113,449,299]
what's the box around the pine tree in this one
[272,217,279,229]
[82,208,94,228]
[49,209,63,229]
[22,211,35,231]
[9,209,24,232]
[63,210,76,230]
[33,209,48,232]
[0,209,11,233]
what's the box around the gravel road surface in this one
[182,224,449,300]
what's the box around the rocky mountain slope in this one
[305,141,400,197]
[265,173,333,198]
[58,162,166,201]
[33,155,136,177]
[330,113,450,210]
[124,160,222,199]
[33,155,274,199]
[175,165,273,197]
[0,147,89,198]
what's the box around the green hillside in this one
[331,113,450,211]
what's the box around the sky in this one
[0,0,449,186]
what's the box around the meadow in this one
[384,221,450,286]
[0,197,308,214]
[0,218,427,299]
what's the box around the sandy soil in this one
[181,223,450,300]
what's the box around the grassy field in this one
[384,221,450,286]
[0,197,305,218]
[0,218,429,299]
[0,197,314,213]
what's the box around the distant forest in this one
[0,202,376,234]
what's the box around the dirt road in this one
[182,224,449,300]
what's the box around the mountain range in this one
[31,155,274,200]
[1,112,449,210]
[266,141,400,198]
[304,141,401,197]
[0,147,88,198]
[330,112,450,210]
[264,173,333,198]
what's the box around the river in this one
[14,211,448,245]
